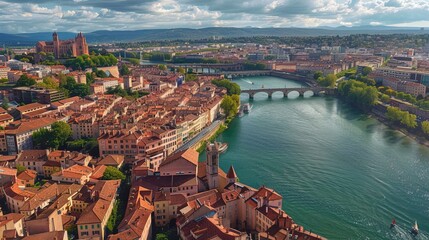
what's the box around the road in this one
[175,120,222,152]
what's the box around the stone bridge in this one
[241,87,336,99]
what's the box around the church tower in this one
[52,32,60,59]
[206,141,220,190]
[226,165,238,184]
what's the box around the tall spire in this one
[226,165,238,180]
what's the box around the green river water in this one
[201,76,429,239]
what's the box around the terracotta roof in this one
[16,150,49,163]
[252,186,282,202]
[136,175,196,190]
[20,183,59,212]
[17,169,37,181]
[111,207,153,240]
[226,165,237,179]
[160,148,198,168]
[0,166,17,177]
[96,155,124,166]
[91,165,107,179]
[16,103,47,113]
[180,216,246,240]
[6,118,56,135]
[0,213,25,224]
[3,183,35,201]
[77,180,120,225]
[22,231,67,240]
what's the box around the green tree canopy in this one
[422,121,429,135]
[16,74,36,87]
[36,76,59,90]
[362,66,373,76]
[317,74,337,87]
[119,64,130,76]
[158,64,167,71]
[220,95,238,118]
[386,106,417,128]
[212,79,241,95]
[338,80,378,110]
[33,121,72,150]
[102,166,126,180]
[313,71,323,80]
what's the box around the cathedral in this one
[36,32,89,59]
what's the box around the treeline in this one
[243,62,266,70]
[338,80,378,110]
[378,86,429,110]
[172,57,219,64]
[211,79,241,95]
[65,54,117,71]
[314,72,337,87]
[212,79,241,121]
[386,106,417,129]
[106,86,149,100]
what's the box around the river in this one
[202,76,429,239]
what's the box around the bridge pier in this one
[268,93,272,99]
[249,93,254,99]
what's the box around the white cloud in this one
[0,0,428,33]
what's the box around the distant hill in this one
[1,26,427,45]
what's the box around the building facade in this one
[36,32,89,59]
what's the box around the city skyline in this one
[1,0,429,33]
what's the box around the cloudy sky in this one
[1,0,429,33]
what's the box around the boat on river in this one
[243,103,252,114]
[219,143,228,153]
[410,221,419,235]
[390,219,396,229]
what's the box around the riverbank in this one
[196,122,228,153]
[371,111,429,148]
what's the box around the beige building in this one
[76,180,120,240]
[153,192,186,226]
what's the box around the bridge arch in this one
[253,91,270,99]
[271,90,285,98]
[303,90,315,97]
[286,90,300,98]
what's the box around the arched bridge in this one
[241,87,336,99]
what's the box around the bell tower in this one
[52,32,60,59]
[206,141,220,190]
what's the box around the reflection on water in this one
[202,76,429,239]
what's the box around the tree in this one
[33,121,71,150]
[37,76,59,90]
[119,64,130,76]
[221,95,238,117]
[313,71,323,80]
[338,80,378,110]
[16,164,26,174]
[102,166,126,180]
[362,66,372,76]
[60,77,89,97]
[386,106,417,128]
[212,79,241,95]
[16,74,36,87]
[317,74,337,87]
[178,67,186,74]
[1,96,9,110]
[156,234,169,240]
[185,74,197,82]
[380,94,391,103]
[51,122,72,147]
[422,121,429,135]
[158,64,167,71]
